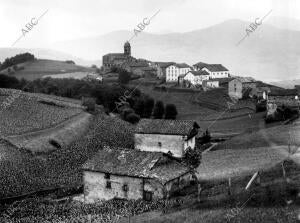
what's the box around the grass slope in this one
[0,112,134,198]
[1,59,94,81]
[214,121,300,151]
[0,89,84,136]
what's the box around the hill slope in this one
[0,48,100,67]
[0,59,95,80]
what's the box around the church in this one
[102,41,132,71]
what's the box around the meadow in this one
[0,112,134,198]
[3,59,94,81]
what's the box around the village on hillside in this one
[0,41,299,223]
[0,1,300,222]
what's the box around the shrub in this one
[165,104,178,119]
[118,69,131,85]
[65,60,75,64]
[201,129,211,144]
[0,52,35,70]
[121,108,135,120]
[153,101,165,119]
[184,147,201,168]
[143,97,154,118]
[125,113,140,124]
[82,97,96,112]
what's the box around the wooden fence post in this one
[228,177,232,196]
[282,162,286,180]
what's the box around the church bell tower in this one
[124,41,131,57]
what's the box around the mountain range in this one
[2,17,300,82]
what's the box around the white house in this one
[134,119,200,158]
[193,62,229,79]
[166,63,191,82]
[182,70,210,86]
[202,79,219,89]
[154,62,174,79]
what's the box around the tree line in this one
[0,53,35,70]
[0,73,178,124]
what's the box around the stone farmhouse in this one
[134,119,200,158]
[82,119,200,202]
[165,63,192,82]
[267,89,299,115]
[193,62,229,79]
[202,78,234,91]
[228,77,257,99]
[82,147,192,202]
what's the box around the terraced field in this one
[0,89,84,136]
[0,112,134,198]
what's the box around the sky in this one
[0,0,299,48]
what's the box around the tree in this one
[82,97,96,112]
[65,60,75,64]
[91,64,97,68]
[201,129,211,144]
[143,97,154,118]
[153,101,165,119]
[165,104,178,119]
[184,147,201,168]
[133,99,144,117]
[125,113,140,124]
[0,74,19,88]
[118,69,131,85]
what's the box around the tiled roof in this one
[231,77,256,83]
[176,63,191,68]
[103,53,126,58]
[193,62,229,72]
[202,64,229,72]
[82,147,190,184]
[128,60,149,67]
[193,62,207,69]
[135,119,200,136]
[156,62,175,68]
[189,70,210,76]
[210,77,234,84]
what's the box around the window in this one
[106,181,111,189]
[158,142,162,147]
[123,184,128,192]
[143,191,153,201]
[104,173,110,179]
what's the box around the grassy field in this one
[133,85,268,135]
[214,121,300,151]
[0,89,84,136]
[0,112,134,198]
[124,205,299,223]
[43,71,93,79]
[6,112,93,154]
[197,147,289,181]
[1,59,94,81]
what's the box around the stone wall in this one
[84,171,144,202]
[134,133,185,158]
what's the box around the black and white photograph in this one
[0,0,299,222]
